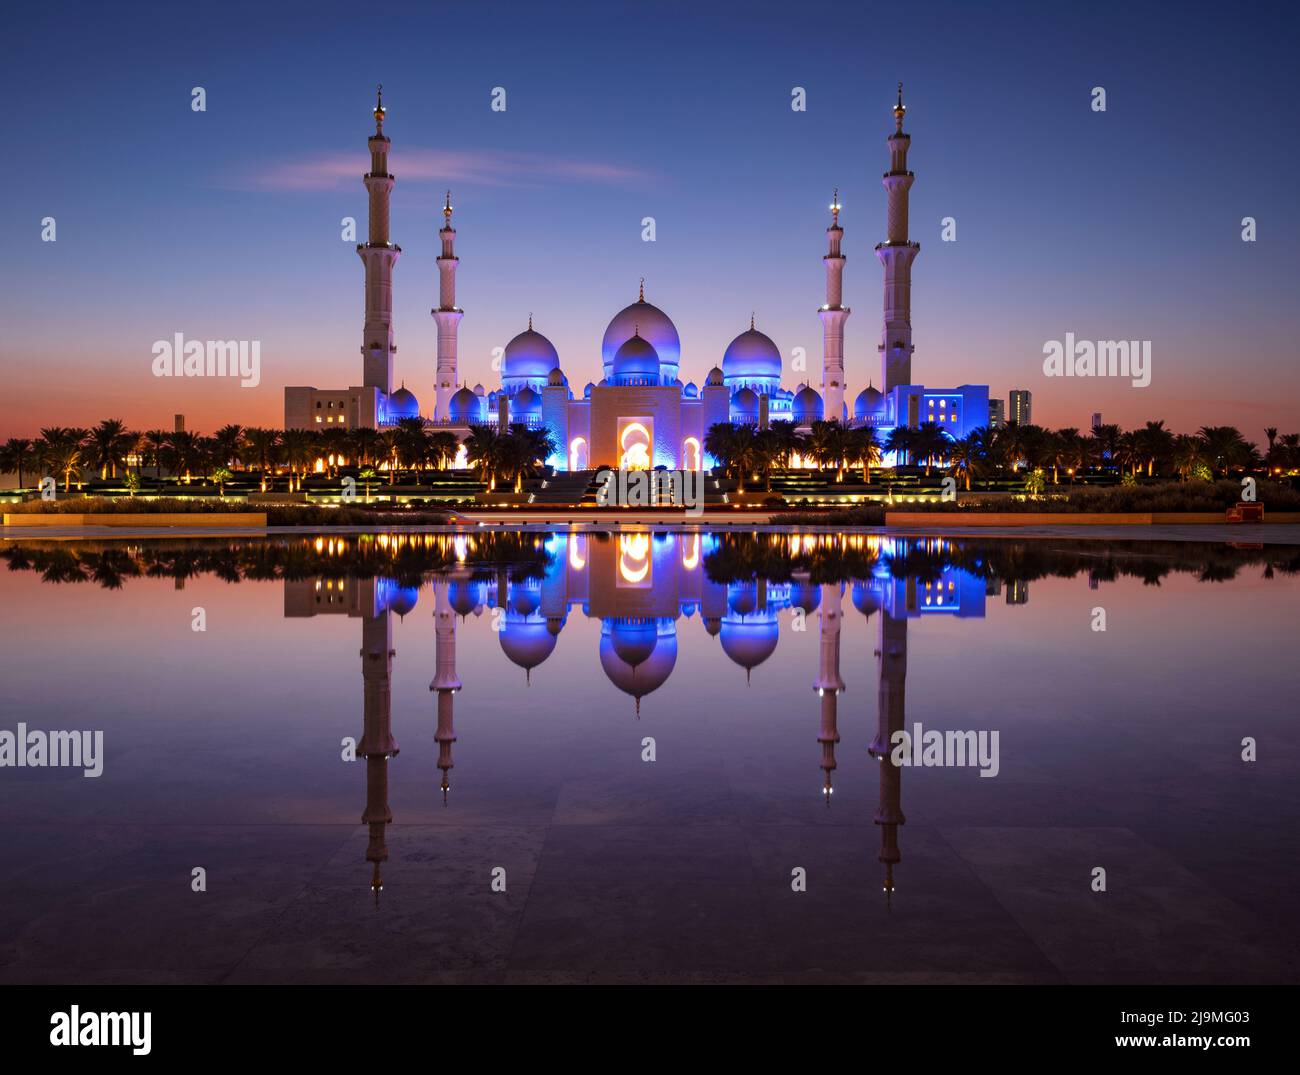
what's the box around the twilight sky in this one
[2,0,1297,438]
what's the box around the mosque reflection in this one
[285,533,996,901]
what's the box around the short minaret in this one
[359,86,400,396]
[433,192,463,422]
[875,83,920,399]
[819,189,850,424]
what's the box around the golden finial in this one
[831,186,841,225]
[750,312,755,331]
[443,190,453,221]
[528,312,533,331]
[638,277,645,302]
[374,84,386,131]
[893,81,906,132]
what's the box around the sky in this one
[1,0,1298,439]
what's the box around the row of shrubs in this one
[4,497,455,526]
[770,481,1300,525]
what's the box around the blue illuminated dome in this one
[547,367,567,388]
[503,327,560,382]
[705,365,724,387]
[854,384,884,420]
[513,385,542,417]
[377,578,420,618]
[731,386,759,422]
[602,293,680,378]
[611,332,660,385]
[448,386,480,424]
[599,619,678,710]
[793,384,824,424]
[387,385,420,421]
[722,327,781,385]
[499,615,556,676]
[683,381,699,399]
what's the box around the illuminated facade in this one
[285,86,990,464]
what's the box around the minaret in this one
[813,582,845,802]
[430,579,462,803]
[433,192,463,422]
[819,189,849,424]
[359,85,400,396]
[875,82,919,399]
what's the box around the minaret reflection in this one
[868,603,907,902]
[430,578,462,804]
[808,578,843,803]
[357,588,399,903]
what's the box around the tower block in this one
[359,86,400,395]
[433,192,463,421]
[819,189,850,424]
[875,83,919,398]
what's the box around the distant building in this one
[1009,390,1032,426]
[174,414,185,433]
[988,399,1005,429]
[1090,412,1102,430]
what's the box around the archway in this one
[569,436,588,471]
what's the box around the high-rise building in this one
[1009,390,1032,426]
[988,399,1005,429]
[1091,411,1102,430]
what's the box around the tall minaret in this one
[433,192,463,421]
[875,83,919,399]
[868,606,908,901]
[357,604,398,901]
[819,189,849,424]
[359,85,400,396]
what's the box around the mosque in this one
[284,85,989,467]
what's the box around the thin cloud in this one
[234,147,655,192]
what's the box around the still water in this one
[1,531,1297,983]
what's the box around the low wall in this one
[3,512,269,528]
[884,511,1300,527]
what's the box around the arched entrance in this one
[569,436,588,471]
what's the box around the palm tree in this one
[1198,426,1248,476]
[377,428,403,484]
[0,438,34,491]
[1171,434,1205,481]
[347,426,380,467]
[394,418,428,481]
[883,425,914,468]
[704,423,741,479]
[766,420,804,469]
[142,430,169,479]
[1138,420,1173,477]
[243,428,281,492]
[807,420,848,480]
[87,419,128,480]
[428,430,459,471]
[165,430,201,483]
[279,429,315,492]
[358,466,379,502]
[947,434,977,491]
[50,442,83,492]
[911,422,949,476]
[464,425,504,491]
[848,425,882,483]
[1089,423,1122,470]
[213,424,245,470]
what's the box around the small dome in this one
[449,386,479,424]
[546,367,567,388]
[503,327,560,381]
[793,384,824,423]
[719,620,779,673]
[705,366,724,387]
[723,326,781,382]
[499,618,557,673]
[852,581,881,618]
[731,386,759,420]
[472,383,485,395]
[513,386,541,415]
[387,386,420,420]
[602,294,680,373]
[790,579,822,614]
[448,579,484,617]
[612,332,660,382]
[683,381,699,399]
[854,384,884,420]
[583,382,594,399]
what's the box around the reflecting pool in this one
[1,531,1297,983]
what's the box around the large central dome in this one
[722,327,781,384]
[503,326,559,382]
[601,289,680,376]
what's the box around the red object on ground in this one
[1226,502,1264,523]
